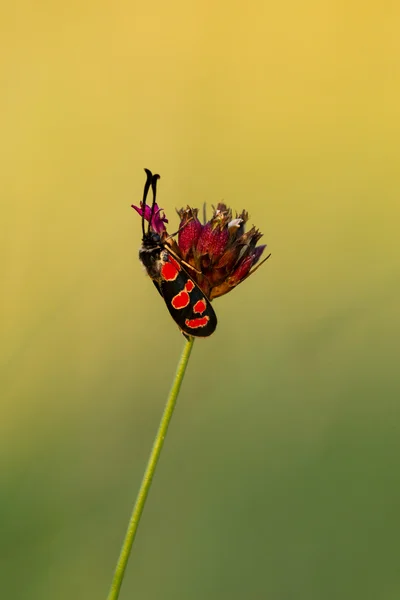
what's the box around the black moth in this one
[138,169,217,338]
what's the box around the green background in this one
[2,1,400,598]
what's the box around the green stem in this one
[107,335,195,600]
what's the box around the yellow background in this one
[2,1,400,598]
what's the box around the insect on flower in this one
[134,169,217,337]
[132,169,270,338]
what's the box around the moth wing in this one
[152,280,163,297]
[159,254,217,337]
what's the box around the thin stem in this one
[107,335,195,600]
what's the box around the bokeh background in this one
[2,1,400,598]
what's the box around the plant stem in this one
[107,335,195,600]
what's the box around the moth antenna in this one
[142,168,153,238]
[148,173,161,234]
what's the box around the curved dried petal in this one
[250,244,267,266]
[228,254,254,285]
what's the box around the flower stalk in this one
[107,335,195,600]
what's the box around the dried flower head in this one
[134,195,270,301]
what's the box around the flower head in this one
[174,203,269,299]
[135,198,269,300]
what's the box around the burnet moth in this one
[138,169,217,337]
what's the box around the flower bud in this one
[177,207,203,259]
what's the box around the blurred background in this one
[2,1,400,598]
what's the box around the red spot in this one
[185,316,210,329]
[193,299,206,314]
[161,261,178,281]
[172,290,190,309]
[185,280,195,293]
[168,256,181,271]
